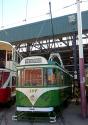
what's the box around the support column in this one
[76,0,87,117]
[72,33,79,104]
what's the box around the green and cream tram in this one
[16,53,73,114]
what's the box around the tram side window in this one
[64,73,69,85]
[56,69,61,84]
[7,51,12,61]
[60,71,64,84]
[47,68,60,85]
[43,68,47,85]
[12,76,16,86]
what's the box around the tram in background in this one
[16,53,73,118]
[0,41,22,105]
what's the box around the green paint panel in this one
[35,90,60,107]
[16,91,32,106]
[16,87,71,107]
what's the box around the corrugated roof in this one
[0,10,88,43]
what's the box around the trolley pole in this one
[76,0,87,117]
[49,1,55,48]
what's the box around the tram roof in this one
[0,41,13,51]
[0,10,88,43]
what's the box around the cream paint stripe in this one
[16,86,71,105]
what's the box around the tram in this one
[0,41,22,104]
[16,53,73,115]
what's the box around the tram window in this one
[60,71,64,84]
[0,72,2,87]
[18,70,25,87]
[18,68,43,87]
[64,73,71,85]
[0,50,6,68]
[43,68,47,85]
[7,51,12,61]
[47,68,58,85]
[24,70,31,86]
[25,69,42,86]
[55,69,61,84]
[0,50,6,61]
[63,72,69,85]
[46,68,62,85]
[12,76,16,86]
[0,60,5,68]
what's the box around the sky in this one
[0,0,88,29]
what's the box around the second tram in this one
[0,41,22,104]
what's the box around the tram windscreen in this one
[18,68,43,87]
[17,67,61,87]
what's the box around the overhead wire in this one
[1,0,4,28]
[24,0,28,21]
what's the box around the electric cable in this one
[24,0,28,21]
[1,0,3,28]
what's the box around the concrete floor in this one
[0,102,88,125]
